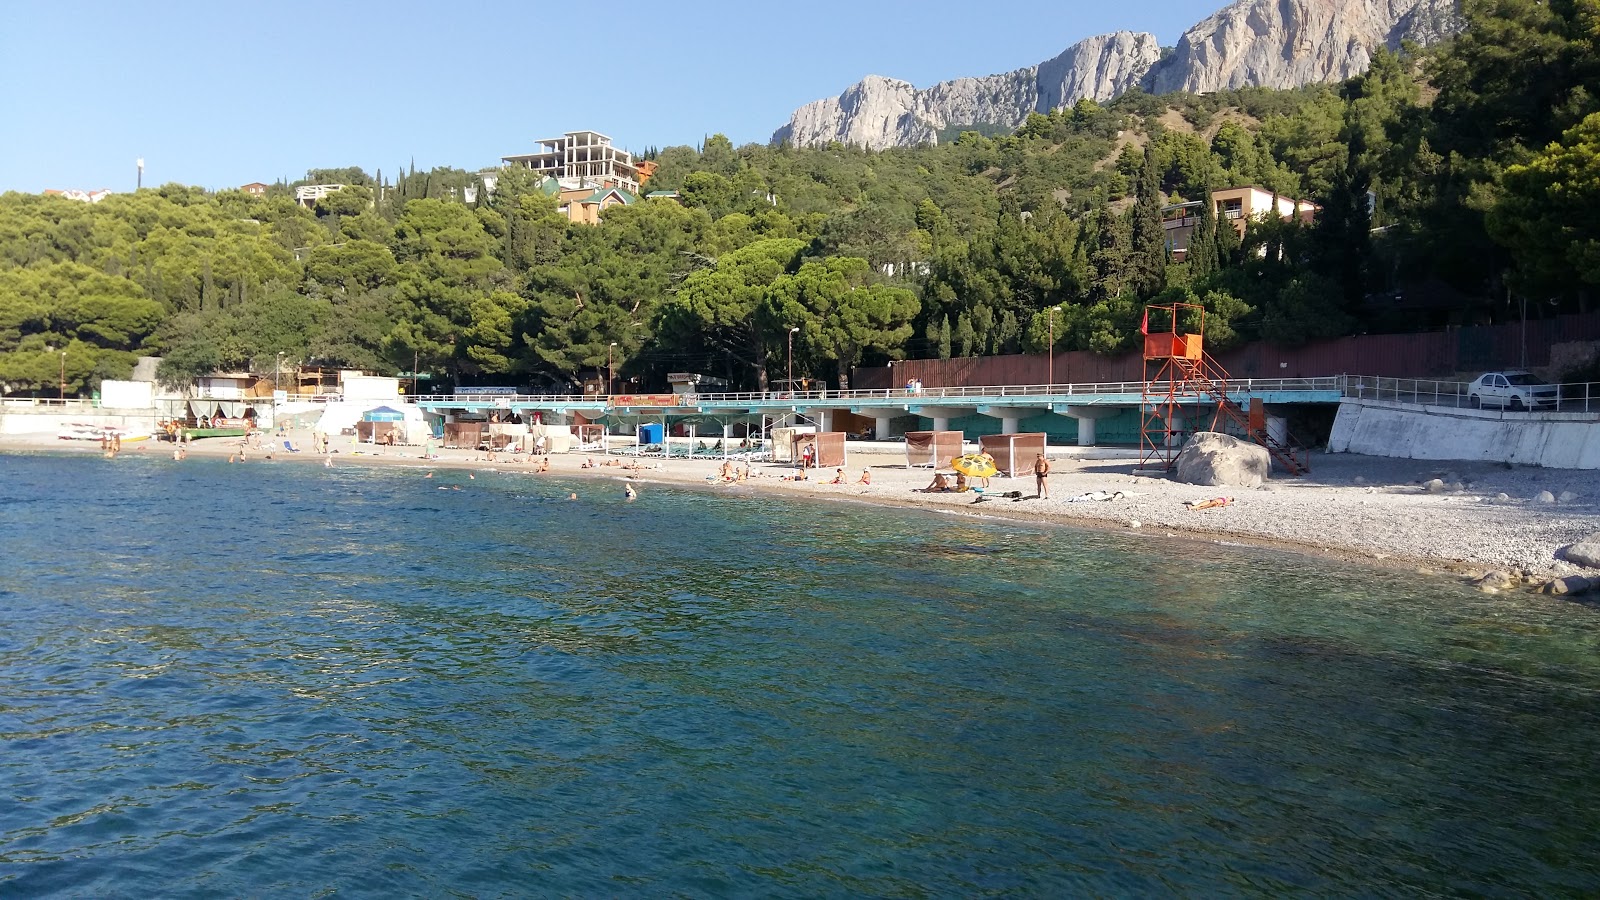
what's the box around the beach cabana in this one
[443,422,485,449]
[357,406,408,444]
[979,433,1047,478]
[793,431,846,469]
[904,431,963,469]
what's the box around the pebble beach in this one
[9,429,1600,583]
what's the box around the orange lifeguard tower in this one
[1138,302,1309,475]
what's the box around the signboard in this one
[457,386,519,396]
[608,394,683,408]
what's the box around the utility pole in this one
[608,342,618,395]
[136,158,144,190]
[787,327,800,395]
[414,349,419,396]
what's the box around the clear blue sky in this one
[1,0,1222,194]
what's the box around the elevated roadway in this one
[410,376,1345,447]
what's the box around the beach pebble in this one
[1425,479,1445,493]
[1535,490,1557,503]
[1353,475,1367,484]
[1127,519,1141,529]
[1559,491,1579,502]
[1475,570,1520,592]
[1496,493,1511,501]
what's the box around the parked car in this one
[1468,370,1559,410]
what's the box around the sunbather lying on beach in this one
[1185,497,1233,510]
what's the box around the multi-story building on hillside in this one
[1162,186,1319,260]
[501,131,644,194]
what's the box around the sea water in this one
[2,453,1599,895]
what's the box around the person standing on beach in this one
[1033,453,1051,499]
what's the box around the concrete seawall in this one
[1330,400,1600,468]
[0,407,158,436]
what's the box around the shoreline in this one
[9,429,1600,585]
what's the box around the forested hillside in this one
[1,0,1594,396]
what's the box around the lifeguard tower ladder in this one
[1138,302,1310,475]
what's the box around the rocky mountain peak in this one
[773,0,1461,150]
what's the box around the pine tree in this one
[1129,145,1168,298]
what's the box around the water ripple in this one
[2,454,1600,895]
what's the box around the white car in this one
[1468,371,1559,410]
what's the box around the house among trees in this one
[294,183,345,207]
[556,184,636,225]
[1162,187,1318,260]
[240,182,269,197]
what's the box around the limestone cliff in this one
[772,32,1159,151]
[1143,0,1462,95]
[772,0,1461,149]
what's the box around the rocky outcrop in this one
[1175,432,1272,488]
[773,0,1462,149]
[773,32,1159,150]
[1143,0,1462,95]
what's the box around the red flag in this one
[1139,308,1149,335]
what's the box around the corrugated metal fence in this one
[856,313,1600,389]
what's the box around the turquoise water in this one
[3,453,1600,896]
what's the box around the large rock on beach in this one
[1174,432,1270,489]
[1562,534,1600,569]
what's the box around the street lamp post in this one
[59,351,66,401]
[608,342,618,395]
[1046,306,1061,388]
[787,327,800,396]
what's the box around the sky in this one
[1,0,1223,194]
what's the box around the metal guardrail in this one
[408,376,1344,406]
[1341,376,1600,414]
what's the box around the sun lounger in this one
[282,440,301,453]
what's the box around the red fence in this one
[856,312,1600,389]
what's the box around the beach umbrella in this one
[950,453,998,478]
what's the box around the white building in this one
[502,131,642,194]
[294,183,346,207]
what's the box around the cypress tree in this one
[1215,202,1242,267]
[1129,145,1168,298]
[954,313,975,358]
[1090,202,1132,300]
[1188,183,1219,279]
[937,314,952,359]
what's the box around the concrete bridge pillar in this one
[816,409,834,432]
[873,413,896,440]
[1059,406,1119,447]
[910,406,968,435]
[975,405,1033,436]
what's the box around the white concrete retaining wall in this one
[1330,400,1600,468]
[0,409,159,436]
